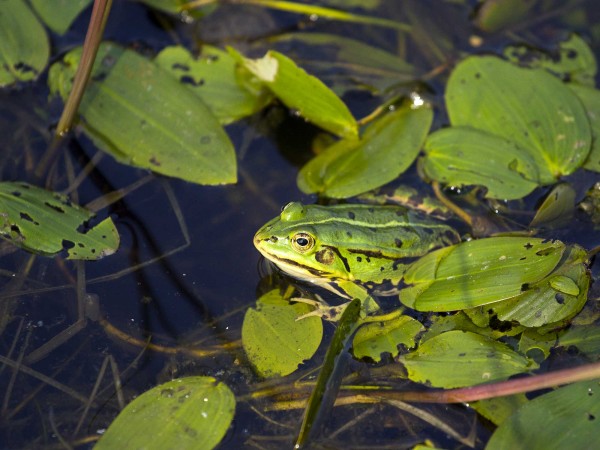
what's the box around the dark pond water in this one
[1,0,600,448]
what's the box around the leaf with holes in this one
[0,182,119,260]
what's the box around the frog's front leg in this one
[294,281,380,321]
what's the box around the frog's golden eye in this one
[291,232,315,253]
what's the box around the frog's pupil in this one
[296,237,309,246]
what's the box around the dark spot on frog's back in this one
[395,238,403,248]
[315,248,335,265]
[346,231,352,238]
[348,211,356,220]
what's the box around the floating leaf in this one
[473,0,536,33]
[505,34,597,87]
[48,43,236,185]
[399,330,535,388]
[486,380,600,450]
[529,183,575,228]
[570,84,600,172]
[0,182,119,260]
[298,102,433,198]
[444,56,591,184]
[402,237,565,312]
[559,325,600,358]
[96,376,235,450]
[472,395,529,426]
[353,315,423,362]
[242,290,323,378]
[490,245,589,327]
[0,0,50,87]
[423,126,538,200]
[155,45,269,125]
[29,0,92,35]
[233,49,358,139]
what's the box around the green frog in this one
[254,202,459,310]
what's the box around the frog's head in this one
[253,202,353,284]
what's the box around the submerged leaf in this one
[399,330,535,388]
[96,376,235,450]
[0,182,119,260]
[298,101,433,198]
[29,0,92,35]
[242,290,323,378]
[233,49,358,139]
[48,43,236,185]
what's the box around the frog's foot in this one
[292,297,348,322]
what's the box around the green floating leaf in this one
[402,237,565,312]
[505,34,597,87]
[472,395,529,426]
[570,84,600,172]
[529,183,575,228]
[0,0,49,87]
[423,127,538,200]
[155,45,269,125]
[399,330,535,388]
[353,315,423,362]
[234,49,358,139]
[0,182,119,260]
[48,43,236,185]
[486,380,600,450]
[518,329,558,361]
[298,102,433,198]
[490,245,589,327]
[473,0,536,33]
[242,290,323,378]
[29,0,92,35]
[444,56,591,185]
[96,376,235,450]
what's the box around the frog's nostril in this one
[268,236,278,243]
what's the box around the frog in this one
[253,201,460,315]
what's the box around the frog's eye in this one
[291,232,315,253]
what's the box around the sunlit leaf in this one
[402,237,565,312]
[298,101,433,198]
[558,325,600,358]
[29,0,92,35]
[48,43,236,185]
[423,126,538,200]
[445,56,591,184]
[472,395,529,426]
[233,49,358,139]
[486,380,600,450]
[399,330,535,388]
[242,290,323,378]
[0,0,49,87]
[155,45,269,125]
[96,376,235,450]
[518,329,557,361]
[353,315,423,362]
[0,182,119,260]
[505,34,597,87]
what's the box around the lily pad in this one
[399,330,535,388]
[558,325,600,358]
[444,56,591,185]
[423,126,539,200]
[0,0,50,87]
[48,43,236,185]
[353,315,423,362]
[486,380,600,450]
[233,49,358,139]
[570,84,600,172]
[96,376,235,450]
[298,101,433,198]
[155,45,269,125]
[0,182,119,260]
[402,237,565,312]
[242,290,323,378]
